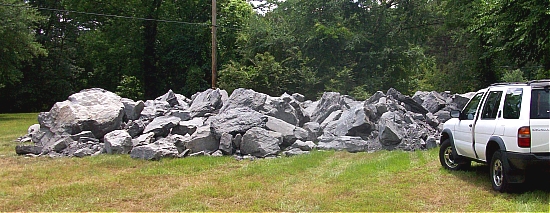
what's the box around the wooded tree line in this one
[1,0,549,112]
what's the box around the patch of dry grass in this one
[0,113,548,211]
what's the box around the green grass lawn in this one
[0,113,548,211]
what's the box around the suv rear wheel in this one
[439,139,471,170]
[490,150,511,192]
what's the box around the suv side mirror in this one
[450,110,461,119]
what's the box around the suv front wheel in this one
[439,139,471,171]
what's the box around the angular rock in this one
[172,117,205,135]
[130,138,179,160]
[233,133,243,149]
[125,119,146,137]
[434,110,451,123]
[421,92,447,113]
[28,124,40,137]
[73,148,95,157]
[184,125,219,154]
[241,127,283,157]
[378,112,404,147]
[219,88,268,113]
[317,136,369,152]
[366,91,386,105]
[311,92,347,123]
[261,96,302,126]
[323,104,374,138]
[292,93,305,102]
[169,110,191,121]
[303,122,321,141]
[189,88,225,117]
[132,132,156,147]
[425,136,437,149]
[69,131,95,141]
[208,107,267,137]
[156,90,179,107]
[121,98,145,121]
[291,140,317,151]
[104,130,132,154]
[15,145,43,155]
[143,116,181,137]
[141,100,171,120]
[219,132,233,155]
[387,88,428,114]
[320,110,342,130]
[283,148,310,156]
[265,115,307,147]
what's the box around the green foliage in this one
[500,69,526,83]
[0,0,46,88]
[116,75,144,100]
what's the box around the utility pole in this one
[211,0,217,89]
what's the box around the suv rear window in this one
[530,89,550,119]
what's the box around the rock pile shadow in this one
[16,88,474,160]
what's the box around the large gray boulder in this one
[184,125,219,154]
[241,127,283,157]
[219,88,268,113]
[104,130,132,154]
[189,88,225,117]
[130,138,179,160]
[311,92,347,123]
[317,136,370,152]
[378,111,404,147]
[37,88,125,139]
[208,107,267,136]
[33,88,125,154]
[143,116,181,137]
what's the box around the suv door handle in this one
[469,124,473,127]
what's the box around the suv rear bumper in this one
[506,152,550,172]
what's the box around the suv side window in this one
[481,91,503,119]
[503,88,522,119]
[461,92,484,120]
[531,89,550,119]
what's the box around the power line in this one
[0,2,210,26]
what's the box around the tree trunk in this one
[143,0,163,99]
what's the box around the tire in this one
[439,139,471,171]
[490,150,511,192]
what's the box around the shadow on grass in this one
[449,163,550,203]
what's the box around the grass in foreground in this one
[0,113,548,211]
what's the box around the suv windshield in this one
[530,89,550,119]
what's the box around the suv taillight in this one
[518,126,531,148]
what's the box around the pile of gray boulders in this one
[16,87,473,160]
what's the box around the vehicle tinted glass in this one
[481,91,503,119]
[530,89,550,119]
[503,88,522,119]
[462,92,484,120]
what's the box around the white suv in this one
[439,80,550,192]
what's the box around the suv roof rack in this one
[527,79,550,85]
[490,82,527,86]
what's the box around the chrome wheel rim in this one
[444,146,458,168]
[493,159,503,187]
